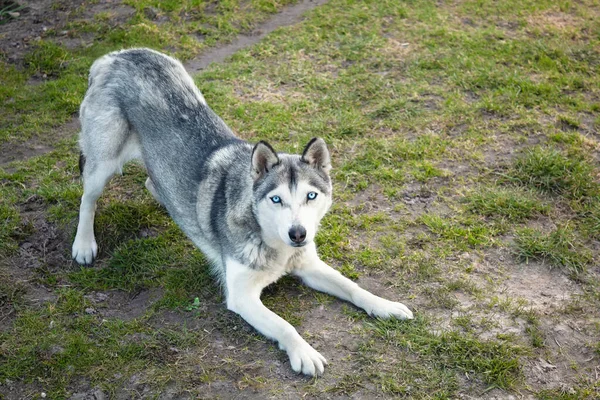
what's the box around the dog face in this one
[252,138,333,248]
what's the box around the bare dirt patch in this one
[0,0,134,67]
[0,195,65,331]
[458,247,600,394]
[526,10,583,33]
[85,287,165,320]
[13,195,71,273]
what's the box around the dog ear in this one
[301,137,331,174]
[252,141,279,180]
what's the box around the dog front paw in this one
[282,339,327,376]
[72,236,98,265]
[365,296,414,320]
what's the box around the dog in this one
[72,48,413,376]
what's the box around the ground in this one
[1,0,600,399]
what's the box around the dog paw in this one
[72,237,98,265]
[366,297,414,320]
[284,339,327,376]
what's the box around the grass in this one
[514,226,592,276]
[0,293,206,398]
[0,201,22,254]
[420,213,499,249]
[580,202,600,240]
[368,316,524,390]
[465,186,549,222]
[509,146,599,202]
[0,0,299,144]
[0,1,24,25]
[1,0,600,398]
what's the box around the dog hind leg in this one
[72,102,134,264]
[72,159,119,264]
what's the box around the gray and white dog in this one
[72,48,413,376]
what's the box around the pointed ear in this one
[301,137,331,174]
[252,141,279,180]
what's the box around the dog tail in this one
[79,152,86,176]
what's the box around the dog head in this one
[252,138,333,248]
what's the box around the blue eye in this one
[270,195,281,204]
[307,192,318,201]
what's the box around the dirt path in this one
[186,0,328,74]
[2,0,599,398]
[0,0,328,168]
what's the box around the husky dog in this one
[72,48,413,376]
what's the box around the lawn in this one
[1,0,599,398]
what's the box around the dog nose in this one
[288,226,307,244]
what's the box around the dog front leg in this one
[293,245,413,320]
[225,258,327,376]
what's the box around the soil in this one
[0,0,328,167]
[0,0,135,67]
[185,0,329,74]
[1,0,599,398]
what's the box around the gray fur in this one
[73,49,413,376]
[75,48,330,276]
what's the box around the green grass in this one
[368,316,524,390]
[0,201,22,254]
[515,226,593,275]
[0,292,205,398]
[24,41,71,76]
[1,0,600,397]
[509,147,599,202]
[0,0,299,144]
[579,201,600,240]
[420,213,499,249]
[0,269,25,316]
[465,186,549,222]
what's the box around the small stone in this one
[87,292,109,303]
[85,307,96,315]
[7,11,20,18]
[538,358,557,372]
[93,388,106,400]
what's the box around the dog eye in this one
[307,192,318,201]
[270,195,282,204]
